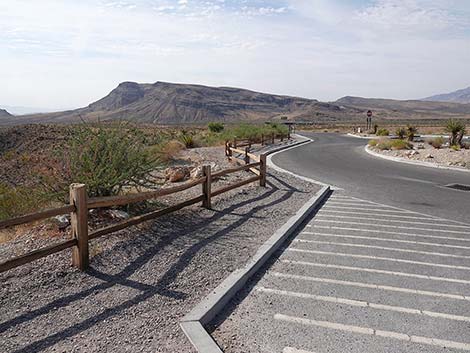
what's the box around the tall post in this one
[259,154,267,187]
[244,147,250,164]
[261,134,264,146]
[70,183,89,270]
[271,133,275,144]
[233,138,237,148]
[202,165,212,209]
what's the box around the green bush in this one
[395,128,406,139]
[427,137,445,149]
[208,122,224,133]
[451,144,461,151]
[63,122,161,198]
[374,138,411,150]
[445,119,466,147]
[368,139,378,147]
[180,133,196,148]
[0,183,50,221]
[376,128,390,136]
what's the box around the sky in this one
[1,0,470,111]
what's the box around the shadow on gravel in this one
[3,173,309,353]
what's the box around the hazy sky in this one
[1,0,470,110]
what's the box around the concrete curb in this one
[365,145,470,174]
[180,138,331,352]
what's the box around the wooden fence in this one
[0,146,270,273]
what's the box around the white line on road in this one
[287,248,470,271]
[269,272,469,301]
[280,259,470,285]
[293,239,470,259]
[306,227,470,243]
[283,347,316,353]
[312,219,470,235]
[315,214,470,229]
[274,314,470,351]
[257,287,470,322]
[301,232,470,250]
[318,210,438,221]
[327,201,397,208]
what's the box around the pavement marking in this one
[318,210,439,221]
[301,232,470,250]
[307,227,470,243]
[323,205,432,214]
[312,219,470,235]
[269,272,469,301]
[315,214,470,229]
[294,239,470,259]
[257,287,470,322]
[326,201,397,208]
[283,347,316,353]
[287,248,470,271]
[274,314,470,351]
[280,259,470,285]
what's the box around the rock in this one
[190,166,203,179]
[108,210,129,219]
[406,150,419,157]
[53,215,70,230]
[416,143,425,149]
[165,166,190,182]
[425,154,434,158]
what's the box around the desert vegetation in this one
[368,138,411,150]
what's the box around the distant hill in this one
[422,87,470,104]
[0,81,360,126]
[335,96,470,120]
[0,109,13,119]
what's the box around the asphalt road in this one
[272,132,470,224]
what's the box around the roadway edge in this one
[365,145,470,174]
[180,139,331,353]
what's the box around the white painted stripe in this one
[280,259,470,285]
[318,210,437,221]
[287,248,470,271]
[283,347,316,353]
[302,232,470,250]
[313,219,470,235]
[316,214,470,229]
[257,287,470,322]
[327,201,396,208]
[274,314,470,351]
[269,272,468,301]
[293,239,470,259]
[308,226,470,243]
[324,205,428,214]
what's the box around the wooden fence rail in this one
[0,146,269,273]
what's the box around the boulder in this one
[108,209,130,219]
[165,166,190,182]
[53,215,70,230]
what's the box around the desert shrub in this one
[208,122,224,133]
[373,124,378,134]
[406,125,418,141]
[395,128,406,139]
[445,119,466,147]
[376,128,389,136]
[368,139,378,147]
[427,137,445,149]
[0,183,50,221]
[151,139,185,163]
[62,122,160,198]
[374,138,411,151]
[180,133,196,148]
[451,144,461,151]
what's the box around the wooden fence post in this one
[70,183,89,270]
[281,134,284,142]
[202,165,212,209]
[261,134,264,146]
[271,133,275,144]
[259,154,267,187]
[233,138,237,148]
[244,147,250,164]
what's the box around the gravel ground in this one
[0,142,320,353]
[371,141,470,169]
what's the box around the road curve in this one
[272,132,470,224]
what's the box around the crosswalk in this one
[235,194,470,353]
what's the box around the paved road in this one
[216,133,470,353]
[271,133,469,224]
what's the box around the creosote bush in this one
[427,137,445,149]
[0,183,50,221]
[62,122,161,198]
[376,128,389,136]
[208,122,224,133]
[370,138,411,151]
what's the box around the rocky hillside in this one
[423,86,470,104]
[0,109,13,119]
[0,81,360,125]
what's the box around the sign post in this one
[366,110,373,130]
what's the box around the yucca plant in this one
[406,125,417,141]
[395,127,406,139]
[445,119,466,147]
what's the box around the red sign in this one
[367,110,373,117]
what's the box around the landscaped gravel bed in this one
[0,142,320,353]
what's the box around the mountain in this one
[335,96,470,120]
[0,81,359,125]
[422,87,470,104]
[0,109,13,119]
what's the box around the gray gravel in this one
[0,162,320,353]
